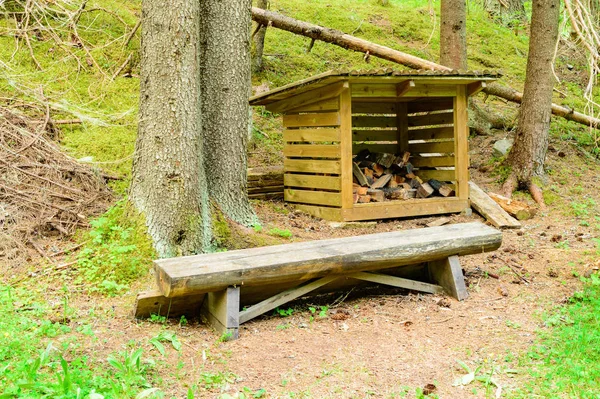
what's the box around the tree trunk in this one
[502,0,559,205]
[131,0,211,258]
[200,0,257,226]
[252,0,268,72]
[440,0,467,70]
[250,7,600,129]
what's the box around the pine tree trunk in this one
[200,0,257,225]
[252,0,268,72]
[440,0,467,70]
[505,0,558,190]
[131,0,211,257]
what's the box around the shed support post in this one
[427,255,468,300]
[201,286,240,340]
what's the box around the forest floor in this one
[2,130,599,398]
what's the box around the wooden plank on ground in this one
[133,290,205,318]
[468,181,521,229]
[155,222,502,297]
[283,112,341,128]
[239,276,338,324]
[284,128,341,142]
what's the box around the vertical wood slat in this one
[339,88,354,209]
[454,85,469,200]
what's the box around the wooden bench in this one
[135,222,501,339]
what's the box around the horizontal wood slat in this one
[285,189,342,206]
[414,169,456,181]
[353,143,398,155]
[410,156,456,167]
[351,102,397,114]
[408,127,454,141]
[407,100,453,114]
[408,112,454,127]
[352,116,396,128]
[352,130,397,141]
[284,128,341,142]
[287,97,340,113]
[266,81,346,113]
[284,144,341,158]
[284,159,341,174]
[351,84,457,98]
[294,204,343,221]
[283,112,340,128]
[285,174,341,190]
[345,198,468,221]
[409,141,455,153]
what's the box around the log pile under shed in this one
[352,149,454,203]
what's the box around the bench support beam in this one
[428,255,468,300]
[201,287,240,340]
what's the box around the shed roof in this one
[250,69,501,106]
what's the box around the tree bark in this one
[250,7,600,130]
[252,0,268,72]
[200,0,257,226]
[440,0,467,70]
[131,0,210,258]
[502,0,559,204]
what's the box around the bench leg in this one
[201,286,240,340]
[428,255,468,301]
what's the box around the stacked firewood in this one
[352,149,454,203]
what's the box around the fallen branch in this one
[251,7,600,129]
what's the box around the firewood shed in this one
[249,70,500,221]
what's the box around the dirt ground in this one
[4,136,600,399]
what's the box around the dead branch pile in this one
[0,103,112,262]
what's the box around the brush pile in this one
[0,103,112,264]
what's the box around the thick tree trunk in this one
[200,0,257,226]
[440,0,467,70]
[502,0,559,204]
[252,0,268,72]
[250,7,600,129]
[131,0,210,258]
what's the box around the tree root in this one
[501,172,547,209]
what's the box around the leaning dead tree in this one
[251,7,600,130]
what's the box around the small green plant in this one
[555,240,570,250]
[274,307,294,317]
[179,315,188,326]
[252,223,263,232]
[149,314,167,324]
[268,228,293,239]
[149,331,182,355]
[199,371,236,390]
[308,305,329,321]
[76,201,155,296]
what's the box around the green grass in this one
[0,285,163,398]
[509,274,600,398]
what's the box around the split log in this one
[251,7,600,129]
[417,182,434,198]
[358,195,371,203]
[488,192,536,220]
[367,188,385,202]
[352,163,369,187]
[371,173,393,189]
[428,179,455,197]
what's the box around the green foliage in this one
[510,275,600,398]
[75,200,155,295]
[0,285,162,398]
[268,228,293,239]
[149,331,182,356]
[274,307,294,317]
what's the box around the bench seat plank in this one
[155,222,501,297]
